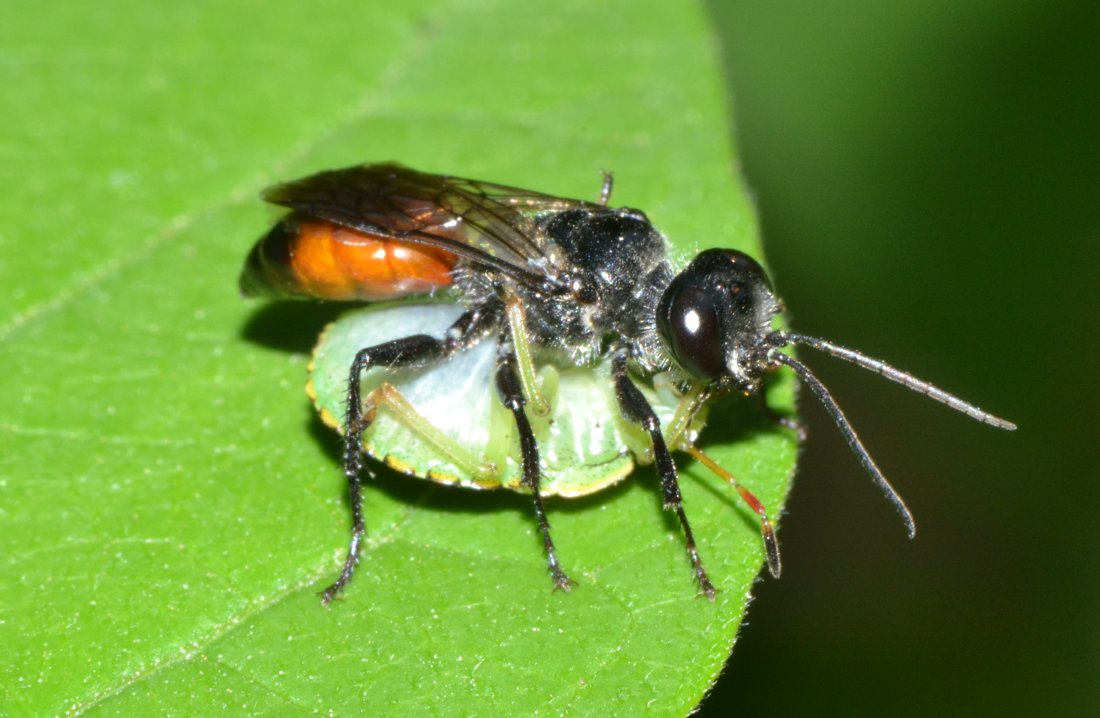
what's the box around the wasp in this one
[240,163,1015,604]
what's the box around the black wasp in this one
[240,163,1015,604]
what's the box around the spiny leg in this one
[610,349,716,599]
[495,332,574,591]
[322,301,501,605]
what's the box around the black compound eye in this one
[657,283,726,381]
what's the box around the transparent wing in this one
[262,163,604,286]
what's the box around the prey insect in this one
[240,163,1015,604]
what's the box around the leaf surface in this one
[0,1,796,715]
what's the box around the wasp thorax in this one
[657,248,781,388]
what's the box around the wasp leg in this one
[660,388,782,574]
[495,335,575,592]
[611,349,717,600]
[322,302,501,605]
[598,170,614,205]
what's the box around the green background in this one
[1,0,1096,715]
[705,1,1098,715]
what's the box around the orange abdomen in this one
[240,214,457,300]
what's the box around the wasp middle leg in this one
[495,324,575,592]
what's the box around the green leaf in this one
[0,1,796,715]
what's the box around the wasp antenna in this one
[777,332,1016,431]
[769,351,917,538]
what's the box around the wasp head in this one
[657,248,782,392]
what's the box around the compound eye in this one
[657,283,726,381]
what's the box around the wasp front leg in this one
[660,387,782,578]
[610,348,716,600]
[322,301,500,605]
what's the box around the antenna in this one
[769,351,917,537]
[764,331,1016,537]
[777,332,1017,431]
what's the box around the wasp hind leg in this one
[610,349,717,600]
[322,302,500,605]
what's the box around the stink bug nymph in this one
[240,163,1015,604]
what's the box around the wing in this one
[262,163,605,287]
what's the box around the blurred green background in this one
[703,1,1098,715]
